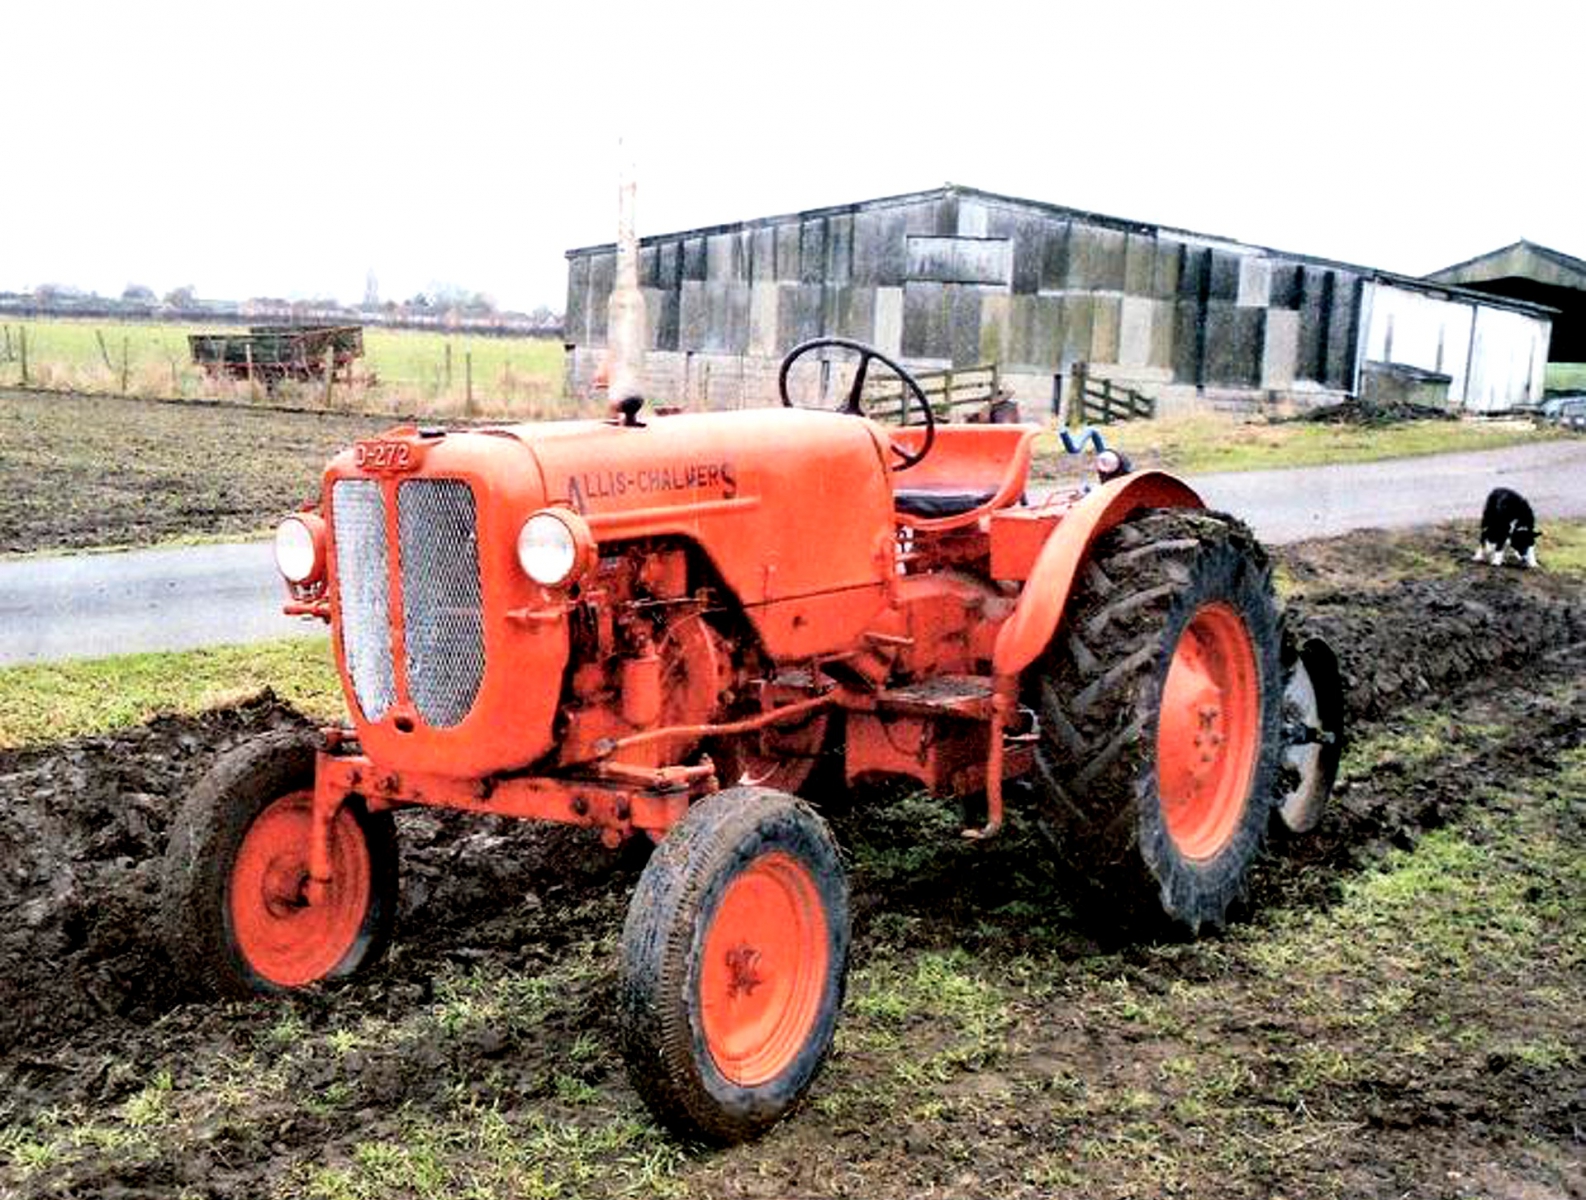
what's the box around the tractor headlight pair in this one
[517,508,596,588]
[274,515,327,584]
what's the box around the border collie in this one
[1474,487,1540,568]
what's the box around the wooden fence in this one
[1069,362,1155,425]
[868,363,1009,422]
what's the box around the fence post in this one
[245,344,260,402]
[1068,361,1087,427]
[465,351,474,415]
[323,346,336,409]
[95,329,114,372]
[445,341,453,390]
[121,335,130,394]
[19,326,28,386]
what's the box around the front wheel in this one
[1029,510,1283,932]
[618,787,849,1143]
[161,728,398,998]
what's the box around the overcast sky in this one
[7,0,1581,312]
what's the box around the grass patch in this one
[0,318,568,418]
[1544,362,1586,392]
[0,637,341,747]
[1032,411,1563,478]
[1539,518,1586,578]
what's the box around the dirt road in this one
[2,440,1583,666]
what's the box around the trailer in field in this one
[188,325,363,385]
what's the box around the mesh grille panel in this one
[331,480,396,722]
[398,480,485,728]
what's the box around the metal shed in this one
[564,185,1552,416]
[1426,241,1586,366]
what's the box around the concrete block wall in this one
[567,186,1545,418]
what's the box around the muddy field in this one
[0,390,397,553]
[1,527,1582,1199]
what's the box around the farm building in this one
[1426,240,1586,367]
[563,185,1553,417]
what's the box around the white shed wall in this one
[1465,305,1550,413]
[1361,282,1549,411]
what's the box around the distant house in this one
[564,184,1552,416]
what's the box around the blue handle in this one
[1058,427,1108,456]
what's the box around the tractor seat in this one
[888,423,1043,532]
[893,488,997,519]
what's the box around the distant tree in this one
[164,285,197,308]
[33,283,83,305]
[528,305,561,330]
[122,283,157,303]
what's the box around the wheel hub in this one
[228,791,374,988]
[699,852,828,1087]
[260,857,310,918]
[1158,603,1260,860]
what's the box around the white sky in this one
[6,0,1582,312]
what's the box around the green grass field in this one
[0,318,569,418]
[1544,362,1586,391]
[1031,411,1567,478]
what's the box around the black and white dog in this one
[1474,487,1541,568]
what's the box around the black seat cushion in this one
[893,488,996,519]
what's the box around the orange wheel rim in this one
[1157,603,1260,860]
[229,791,371,987]
[699,852,828,1087]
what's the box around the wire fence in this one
[0,319,576,419]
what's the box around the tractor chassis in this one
[302,677,1032,903]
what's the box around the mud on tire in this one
[161,728,398,998]
[618,786,849,1144]
[1029,510,1283,932]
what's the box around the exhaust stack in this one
[607,144,647,420]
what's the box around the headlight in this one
[517,509,593,587]
[274,515,325,584]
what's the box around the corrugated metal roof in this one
[1427,239,1586,291]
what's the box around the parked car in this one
[1545,396,1586,432]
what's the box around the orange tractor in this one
[162,338,1342,1142]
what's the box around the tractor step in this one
[875,674,993,719]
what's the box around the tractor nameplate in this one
[354,440,420,474]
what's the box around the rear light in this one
[516,508,595,588]
[275,514,327,584]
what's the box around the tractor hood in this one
[507,407,897,641]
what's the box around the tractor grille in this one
[331,480,397,722]
[397,480,485,728]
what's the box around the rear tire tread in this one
[1030,510,1284,932]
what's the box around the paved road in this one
[1189,438,1586,543]
[0,542,302,666]
[2,440,1583,667]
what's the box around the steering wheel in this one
[777,337,936,470]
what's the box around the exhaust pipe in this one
[607,141,647,423]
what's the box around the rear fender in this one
[992,471,1203,678]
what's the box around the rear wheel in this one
[161,728,398,997]
[1276,635,1344,834]
[1028,510,1283,931]
[618,787,848,1143]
